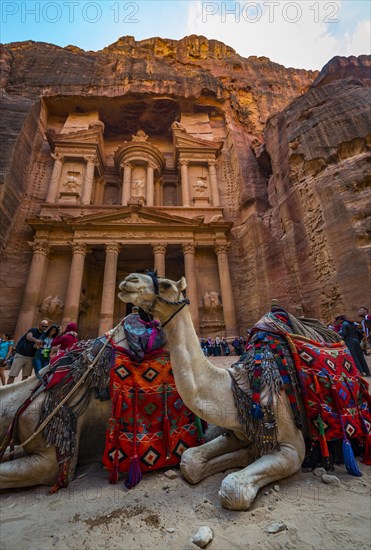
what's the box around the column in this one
[215,243,237,337]
[14,241,49,343]
[99,243,121,334]
[208,160,220,207]
[179,159,190,207]
[81,156,96,205]
[62,243,88,327]
[46,153,63,203]
[146,163,155,206]
[182,243,200,331]
[121,162,132,206]
[152,243,167,277]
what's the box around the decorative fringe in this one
[316,413,330,459]
[342,438,362,476]
[124,454,142,489]
[49,455,71,494]
[124,384,143,489]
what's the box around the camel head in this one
[118,272,188,323]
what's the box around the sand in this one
[1,357,371,550]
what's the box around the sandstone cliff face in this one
[231,55,371,327]
[0,36,369,333]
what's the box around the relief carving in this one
[203,290,222,311]
[39,295,64,316]
[193,176,208,194]
[131,129,149,142]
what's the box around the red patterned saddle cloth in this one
[289,336,371,452]
[102,349,199,479]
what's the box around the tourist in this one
[200,338,209,356]
[358,306,371,355]
[214,336,222,356]
[7,320,48,384]
[51,322,78,352]
[0,333,14,385]
[335,315,370,376]
[232,336,241,356]
[221,337,230,356]
[207,337,214,356]
[33,324,60,376]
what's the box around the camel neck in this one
[163,306,231,418]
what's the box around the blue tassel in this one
[251,403,263,419]
[124,455,143,489]
[342,438,362,477]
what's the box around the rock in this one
[273,485,280,492]
[166,528,175,533]
[164,470,178,480]
[191,526,214,548]
[313,467,326,478]
[266,521,287,534]
[321,474,341,486]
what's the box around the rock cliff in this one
[0,36,369,332]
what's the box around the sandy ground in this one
[1,356,371,550]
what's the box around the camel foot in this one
[219,473,258,511]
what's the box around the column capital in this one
[29,241,49,256]
[208,159,217,167]
[152,243,167,254]
[84,154,96,163]
[182,242,196,254]
[147,161,156,170]
[215,243,230,255]
[121,161,132,170]
[179,159,190,167]
[51,152,64,162]
[105,242,121,255]
[70,242,88,255]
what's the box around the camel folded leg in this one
[218,395,306,511]
[180,432,255,484]
[0,447,59,489]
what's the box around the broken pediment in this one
[172,125,223,160]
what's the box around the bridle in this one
[146,271,190,328]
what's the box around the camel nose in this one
[119,274,140,290]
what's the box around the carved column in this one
[182,243,199,331]
[146,163,155,206]
[208,160,220,207]
[46,153,63,203]
[215,243,237,336]
[81,156,96,205]
[179,160,190,207]
[62,243,88,327]
[121,162,132,206]
[152,243,167,277]
[14,241,49,342]
[99,243,121,334]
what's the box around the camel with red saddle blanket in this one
[118,272,371,511]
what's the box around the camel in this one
[117,272,346,511]
[0,330,129,490]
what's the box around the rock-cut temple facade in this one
[0,37,370,341]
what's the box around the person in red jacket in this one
[51,322,78,352]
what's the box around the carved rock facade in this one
[0,37,369,339]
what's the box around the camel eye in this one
[161,282,171,290]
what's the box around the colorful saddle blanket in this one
[102,348,200,486]
[231,331,371,470]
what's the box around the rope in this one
[15,320,123,453]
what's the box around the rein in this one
[146,270,190,327]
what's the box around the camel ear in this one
[177,277,187,292]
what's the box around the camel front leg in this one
[180,432,255,484]
[0,447,58,489]
[219,395,306,511]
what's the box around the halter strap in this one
[146,269,190,324]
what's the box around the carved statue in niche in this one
[203,290,222,311]
[79,289,89,313]
[63,171,81,191]
[39,295,64,317]
[131,129,149,142]
[131,177,145,197]
[193,176,208,195]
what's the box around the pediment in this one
[69,206,199,227]
[173,127,222,154]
